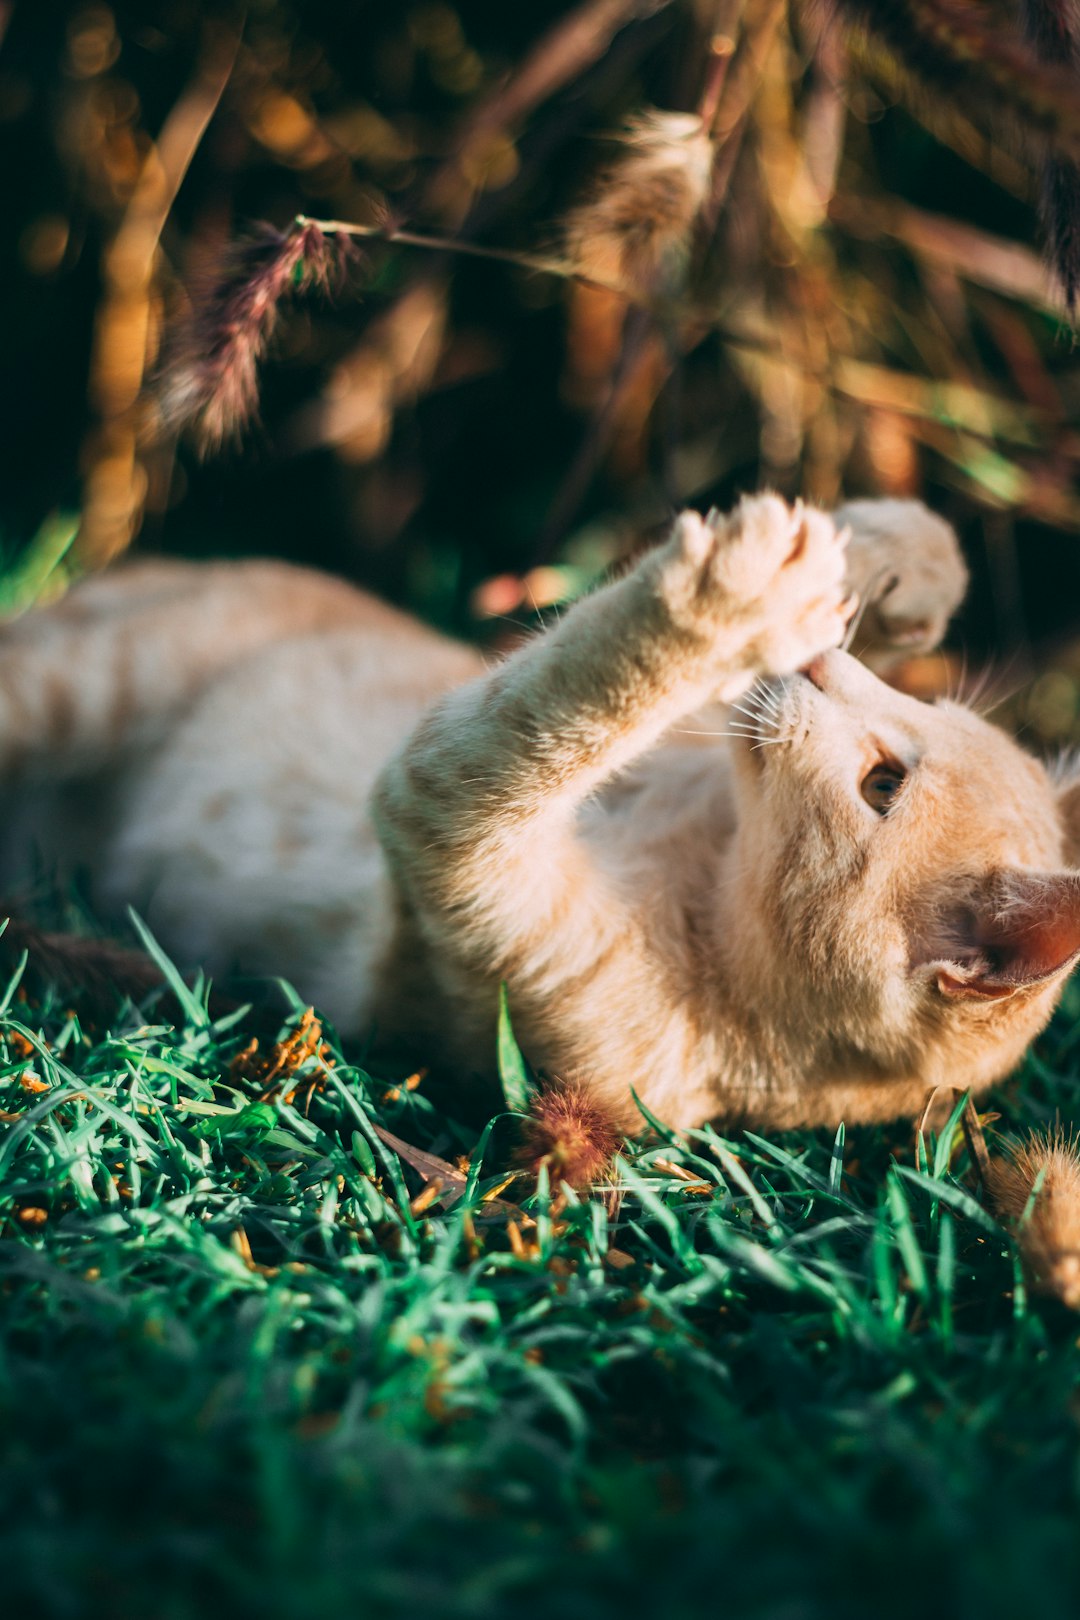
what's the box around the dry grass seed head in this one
[565,109,715,302]
[986,1127,1080,1308]
[231,1007,335,1098]
[158,221,358,453]
[517,1082,624,1188]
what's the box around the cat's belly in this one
[48,624,482,1029]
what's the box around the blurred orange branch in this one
[830,194,1068,314]
[77,24,240,569]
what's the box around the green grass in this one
[3,944,1080,1620]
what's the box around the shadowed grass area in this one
[2,945,1080,1619]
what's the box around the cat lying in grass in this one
[3,493,1077,1146]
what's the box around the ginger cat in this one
[1,493,1077,1138]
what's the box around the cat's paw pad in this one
[666,494,853,676]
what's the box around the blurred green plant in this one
[0,512,80,616]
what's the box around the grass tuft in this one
[4,950,1080,1616]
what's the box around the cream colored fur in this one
[4,493,1077,1136]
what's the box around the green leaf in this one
[126,908,209,1028]
[351,1129,377,1177]
[893,1164,1001,1234]
[496,983,534,1112]
[932,1090,971,1180]
[190,1101,278,1142]
[886,1171,929,1303]
[828,1121,846,1198]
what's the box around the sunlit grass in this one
[2,938,1080,1616]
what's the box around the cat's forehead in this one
[904,699,1061,863]
[925,698,1042,777]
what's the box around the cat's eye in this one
[861,762,906,815]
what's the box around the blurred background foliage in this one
[2,0,1080,739]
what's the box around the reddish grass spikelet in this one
[159,220,358,454]
[516,1082,624,1188]
[985,1127,1080,1308]
[565,108,715,304]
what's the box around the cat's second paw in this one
[832,498,968,674]
[663,494,854,690]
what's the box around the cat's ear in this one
[930,870,1080,1001]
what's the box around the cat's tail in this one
[0,910,165,1005]
[0,906,249,1023]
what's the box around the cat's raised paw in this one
[832,498,968,674]
[664,494,854,685]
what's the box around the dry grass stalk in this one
[77,27,238,567]
[231,1006,336,1098]
[833,0,1080,162]
[1020,0,1080,308]
[986,1128,1080,1308]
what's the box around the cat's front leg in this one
[373,495,851,952]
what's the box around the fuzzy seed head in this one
[157,221,358,454]
[986,1127,1080,1308]
[516,1083,624,1188]
[565,108,715,302]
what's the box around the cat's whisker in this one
[962,662,993,712]
[673,726,763,740]
[725,709,767,735]
[729,695,766,718]
[962,652,1028,717]
[738,680,768,705]
[974,674,1026,718]
[952,648,969,706]
[840,597,870,654]
[840,565,898,654]
[729,713,770,735]
[730,686,783,731]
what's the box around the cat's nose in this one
[802,655,830,691]
[803,646,887,699]
[802,648,864,694]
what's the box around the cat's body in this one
[5,493,1080,1137]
